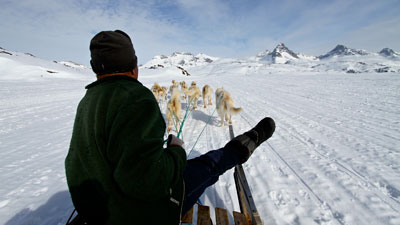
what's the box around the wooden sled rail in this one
[181,125,263,225]
[229,125,263,225]
[66,205,248,225]
[182,205,250,225]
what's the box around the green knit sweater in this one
[65,76,187,225]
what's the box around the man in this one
[65,30,275,225]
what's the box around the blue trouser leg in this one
[181,145,243,214]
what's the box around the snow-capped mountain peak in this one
[319,44,369,59]
[142,52,218,69]
[256,43,304,64]
[272,43,299,59]
[379,48,400,58]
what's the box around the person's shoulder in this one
[86,76,139,88]
[86,75,155,101]
[115,77,155,101]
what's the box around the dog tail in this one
[185,88,196,96]
[230,107,243,115]
[171,89,182,119]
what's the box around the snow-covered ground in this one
[0,50,399,225]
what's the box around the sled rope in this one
[168,107,182,134]
[177,97,196,138]
[187,107,217,158]
[186,95,223,157]
[65,209,76,225]
[164,97,196,144]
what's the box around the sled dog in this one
[169,80,179,94]
[166,88,182,132]
[151,82,163,104]
[202,85,213,108]
[215,87,242,127]
[185,84,201,110]
[180,81,188,99]
[159,86,168,104]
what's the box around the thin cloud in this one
[0,0,399,65]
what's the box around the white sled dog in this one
[202,85,213,108]
[185,83,201,109]
[215,87,242,127]
[166,88,182,133]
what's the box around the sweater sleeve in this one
[107,98,187,201]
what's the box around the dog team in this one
[151,80,243,132]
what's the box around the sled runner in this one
[230,125,263,225]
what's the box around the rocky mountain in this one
[256,43,316,64]
[318,45,369,59]
[142,52,218,69]
[248,43,400,73]
[272,43,299,59]
[379,48,400,59]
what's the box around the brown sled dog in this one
[166,88,182,132]
[202,85,213,108]
[151,83,168,105]
[169,81,179,94]
[161,86,168,102]
[215,87,242,127]
[151,82,163,104]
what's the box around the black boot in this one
[225,117,275,163]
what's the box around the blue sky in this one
[1,0,399,66]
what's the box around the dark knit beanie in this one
[90,30,138,76]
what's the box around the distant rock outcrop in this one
[56,61,88,69]
[24,53,35,57]
[0,50,12,56]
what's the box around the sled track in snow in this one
[227,77,400,207]
[267,90,400,164]
[206,75,400,224]
[240,104,400,224]
[277,121,400,211]
[247,97,400,211]
[269,86,400,147]
[239,112,346,225]
[203,107,218,151]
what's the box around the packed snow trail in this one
[160,71,400,225]
[1,55,399,224]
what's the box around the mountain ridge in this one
[1,45,399,75]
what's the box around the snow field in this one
[0,52,399,224]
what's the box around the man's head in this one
[90,30,138,76]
